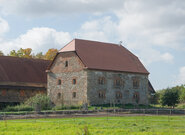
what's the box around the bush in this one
[161,88,179,108]
[52,105,81,110]
[24,94,52,111]
[3,104,33,112]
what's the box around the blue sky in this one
[0,0,185,90]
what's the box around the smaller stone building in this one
[47,39,155,106]
[0,56,50,107]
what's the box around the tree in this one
[161,88,179,108]
[9,48,33,58]
[44,48,58,60]
[34,52,44,59]
[0,50,4,56]
[179,86,185,103]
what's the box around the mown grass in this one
[0,116,185,135]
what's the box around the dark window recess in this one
[114,79,121,87]
[133,92,140,103]
[116,91,122,99]
[98,91,106,99]
[133,79,139,89]
[58,79,62,85]
[57,93,61,99]
[73,92,76,98]
[65,61,68,67]
[20,90,25,97]
[98,77,105,85]
[73,79,76,84]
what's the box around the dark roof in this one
[0,56,51,84]
[148,81,155,93]
[58,39,149,74]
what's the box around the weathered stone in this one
[48,51,149,106]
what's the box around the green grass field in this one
[0,116,185,135]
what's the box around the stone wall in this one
[87,70,149,105]
[47,52,87,106]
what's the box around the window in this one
[20,90,25,97]
[65,61,68,67]
[133,92,140,103]
[1,90,6,96]
[133,78,139,89]
[114,78,121,87]
[98,77,105,85]
[57,79,62,85]
[72,79,76,84]
[98,91,106,99]
[72,92,76,98]
[57,93,61,99]
[115,91,122,99]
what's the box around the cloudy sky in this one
[0,0,185,90]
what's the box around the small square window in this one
[133,79,139,89]
[98,77,105,85]
[20,90,25,97]
[115,91,122,99]
[98,91,106,99]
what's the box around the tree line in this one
[151,85,185,108]
[0,48,58,60]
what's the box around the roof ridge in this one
[0,56,51,62]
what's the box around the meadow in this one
[0,116,185,135]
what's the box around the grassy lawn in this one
[0,116,185,135]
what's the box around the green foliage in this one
[0,116,185,134]
[0,50,4,56]
[3,104,33,112]
[52,105,81,110]
[161,88,179,108]
[24,94,52,111]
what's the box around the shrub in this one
[24,94,52,111]
[161,88,179,108]
[52,105,81,110]
[3,104,33,112]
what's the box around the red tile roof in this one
[58,39,149,74]
[0,56,51,83]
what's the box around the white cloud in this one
[1,27,71,54]
[76,16,118,42]
[0,17,9,36]
[175,66,185,85]
[0,0,124,17]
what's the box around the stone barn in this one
[47,39,155,106]
[0,56,50,108]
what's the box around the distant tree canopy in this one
[0,50,4,56]
[44,49,58,60]
[154,85,185,107]
[2,48,58,60]
[161,88,179,108]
